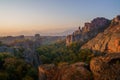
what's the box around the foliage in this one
[0,41,4,46]
[37,41,95,65]
[0,39,95,80]
[77,49,94,64]
[0,53,38,80]
[0,72,8,80]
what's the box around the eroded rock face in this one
[90,53,120,80]
[39,64,57,80]
[81,15,120,53]
[38,62,92,80]
[66,17,110,46]
[11,39,41,67]
[58,62,92,80]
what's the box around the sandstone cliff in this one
[63,15,120,80]
[90,53,120,80]
[38,62,92,80]
[66,17,110,46]
[81,15,120,53]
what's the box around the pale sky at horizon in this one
[0,0,120,36]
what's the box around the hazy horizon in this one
[0,0,120,36]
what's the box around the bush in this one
[0,72,8,80]
[37,41,95,65]
[0,53,38,80]
[22,76,34,80]
[78,49,95,64]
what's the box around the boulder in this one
[90,53,120,80]
[38,62,93,80]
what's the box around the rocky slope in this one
[38,53,120,80]
[66,17,110,46]
[81,15,120,53]
[61,15,120,80]
[90,53,120,80]
[37,15,120,80]
[38,62,92,80]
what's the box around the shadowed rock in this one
[90,53,120,80]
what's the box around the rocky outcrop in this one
[11,34,42,67]
[81,15,120,53]
[66,17,110,46]
[90,53,120,80]
[38,62,92,80]
[38,64,57,80]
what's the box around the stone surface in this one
[39,64,57,80]
[38,62,92,80]
[81,15,120,53]
[66,17,110,46]
[90,53,120,80]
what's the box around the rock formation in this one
[38,62,92,80]
[66,17,110,46]
[90,53,120,80]
[11,34,42,67]
[64,15,120,80]
[38,64,57,80]
[81,15,120,53]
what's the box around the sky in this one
[0,0,120,36]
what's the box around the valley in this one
[0,15,120,80]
